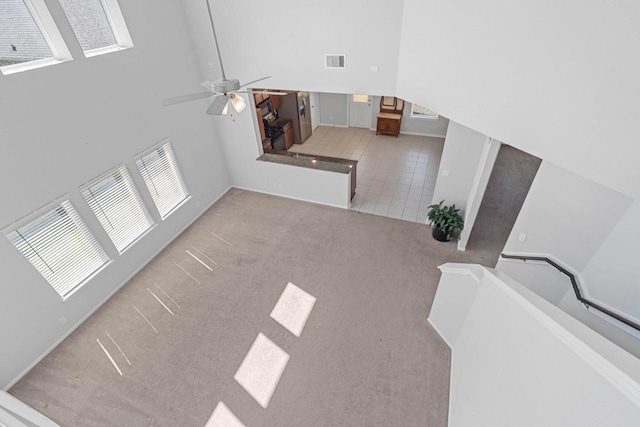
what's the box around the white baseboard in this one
[231,186,349,210]
[367,127,445,138]
[318,123,349,128]
[4,186,233,391]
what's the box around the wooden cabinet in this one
[254,92,264,105]
[376,113,402,137]
[283,122,294,150]
[256,107,266,141]
[271,94,281,109]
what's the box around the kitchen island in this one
[258,150,357,200]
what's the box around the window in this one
[136,141,189,219]
[81,165,154,253]
[5,200,110,299]
[410,104,438,120]
[58,0,133,57]
[352,94,369,103]
[0,0,71,74]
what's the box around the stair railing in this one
[500,253,640,332]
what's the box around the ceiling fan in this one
[162,0,285,115]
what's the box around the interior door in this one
[349,94,372,128]
[310,92,320,131]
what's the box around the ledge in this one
[257,151,355,174]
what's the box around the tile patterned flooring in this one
[288,126,444,223]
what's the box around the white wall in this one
[0,0,230,388]
[431,121,488,210]
[396,0,640,199]
[581,200,640,324]
[370,96,450,136]
[432,265,640,427]
[212,107,351,209]
[502,162,633,271]
[318,93,349,127]
[457,138,501,250]
[182,0,403,97]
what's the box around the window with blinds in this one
[81,165,154,253]
[58,0,133,58]
[6,200,110,299]
[136,141,189,219]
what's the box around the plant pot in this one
[432,226,449,242]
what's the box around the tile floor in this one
[288,126,444,223]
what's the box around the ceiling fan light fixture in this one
[230,93,247,113]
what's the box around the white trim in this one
[1,0,73,75]
[84,44,127,58]
[319,123,349,128]
[3,186,233,390]
[399,130,446,138]
[100,0,133,48]
[367,127,446,138]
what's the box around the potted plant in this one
[426,201,464,242]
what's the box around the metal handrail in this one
[500,253,640,332]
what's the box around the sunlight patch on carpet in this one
[270,282,317,337]
[234,333,290,408]
[204,401,244,427]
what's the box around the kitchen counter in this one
[258,150,358,199]
[259,151,354,174]
[264,118,291,129]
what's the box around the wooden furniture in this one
[283,122,294,149]
[271,94,282,109]
[254,91,265,105]
[376,96,405,137]
[256,107,266,141]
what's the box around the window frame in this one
[2,195,111,300]
[80,164,155,254]
[135,140,190,220]
[59,0,133,58]
[0,0,72,75]
[410,103,439,120]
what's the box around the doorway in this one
[466,144,541,266]
[349,94,372,128]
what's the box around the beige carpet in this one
[10,189,498,426]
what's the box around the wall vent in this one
[325,54,346,69]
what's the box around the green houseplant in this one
[426,201,464,242]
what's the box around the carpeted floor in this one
[10,189,498,426]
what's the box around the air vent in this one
[325,54,346,69]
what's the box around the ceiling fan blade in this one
[162,91,213,106]
[239,76,271,88]
[206,94,230,115]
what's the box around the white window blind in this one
[6,201,109,299]
[59,0,117,52]
[136,142,189,219]
[0,0,72,75]
[81,165,154,253]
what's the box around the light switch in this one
[518,233,527,243]
[442,170,450,177]
[370,65,379,72]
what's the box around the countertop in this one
[264,118,291,129]
[258,151,356,174]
